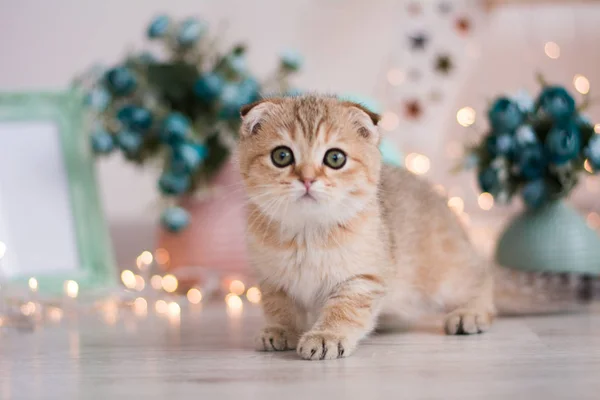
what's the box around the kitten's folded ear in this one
[239,98,282,137]
[341,101,382,144]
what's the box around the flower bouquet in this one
[464,78,600,274]
[76,14,302,233]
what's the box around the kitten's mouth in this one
[299,192,317,202]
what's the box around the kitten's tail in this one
[493,266,597,315]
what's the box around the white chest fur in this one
[249,230,381,311]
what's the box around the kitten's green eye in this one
[324,149,347,169]
[271,146,294,168]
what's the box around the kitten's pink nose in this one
[301,178,316,191]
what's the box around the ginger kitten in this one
[237,94,495,361]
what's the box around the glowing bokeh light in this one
[477,192,494,210]
[187,288,203,304]
[544,42,560,59]
[456,107,476,127]
[161,274,178,293]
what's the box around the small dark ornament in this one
[455,17,472,35]
[409,33,428,51]
[404,100,423,120]
[435,54,453,75]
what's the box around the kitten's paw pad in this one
[256,326,298,351]
[297,331,353,361]
[444,309,492,335]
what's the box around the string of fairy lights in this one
[0,245,261,331]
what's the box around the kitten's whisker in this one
[261,197,286,245]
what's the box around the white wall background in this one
[0,0,599,264]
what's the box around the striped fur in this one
[237,95,495,360]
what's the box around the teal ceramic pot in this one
[496,201,600,274]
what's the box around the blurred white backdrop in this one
[0,0,599,264]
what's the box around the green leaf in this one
[147,63,200,112]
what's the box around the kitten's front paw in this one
[444,308,492,335]
[297,331,354,361]
[256,326,298,351]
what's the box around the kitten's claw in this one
[444,308,492,335]
[256,326,298,351]
[297,331,353,360]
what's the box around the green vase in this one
[496,201,600,274]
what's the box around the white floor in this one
[2,303,600,400]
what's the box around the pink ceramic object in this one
[156,161,249,288]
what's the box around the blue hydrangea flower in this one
[91,130,114,154]
[478,167,500,194]
[516,144,546,180]
[226,54,247,75]
[116,130,143,154]
[85,87,111,111]
[488,98,523,132]
[161,113,191,143]
[171,143,207,173]
[238,77,260,103]
[536,86,575,121]
[585,135,600,170]
[522,179,548,208]
[515,125,537,146]
[486,133,515,158]
[512,89,534,113]
[117,105,152,132]
[158,171,190,195]
[117,105,135,124]
[545,123,581,165]
[219,83,257,119]
[161,206,190,232]
[194,73,224,102]
[148,15,170,38]
[177,18,207,46]
[130,107,153,131]
[280,49,303,71]
[105,67,136,96]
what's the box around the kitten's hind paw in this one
[256,326,298,351]
[444,308,492,335]
[297,331,354,361]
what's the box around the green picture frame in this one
[0,91,116,294]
